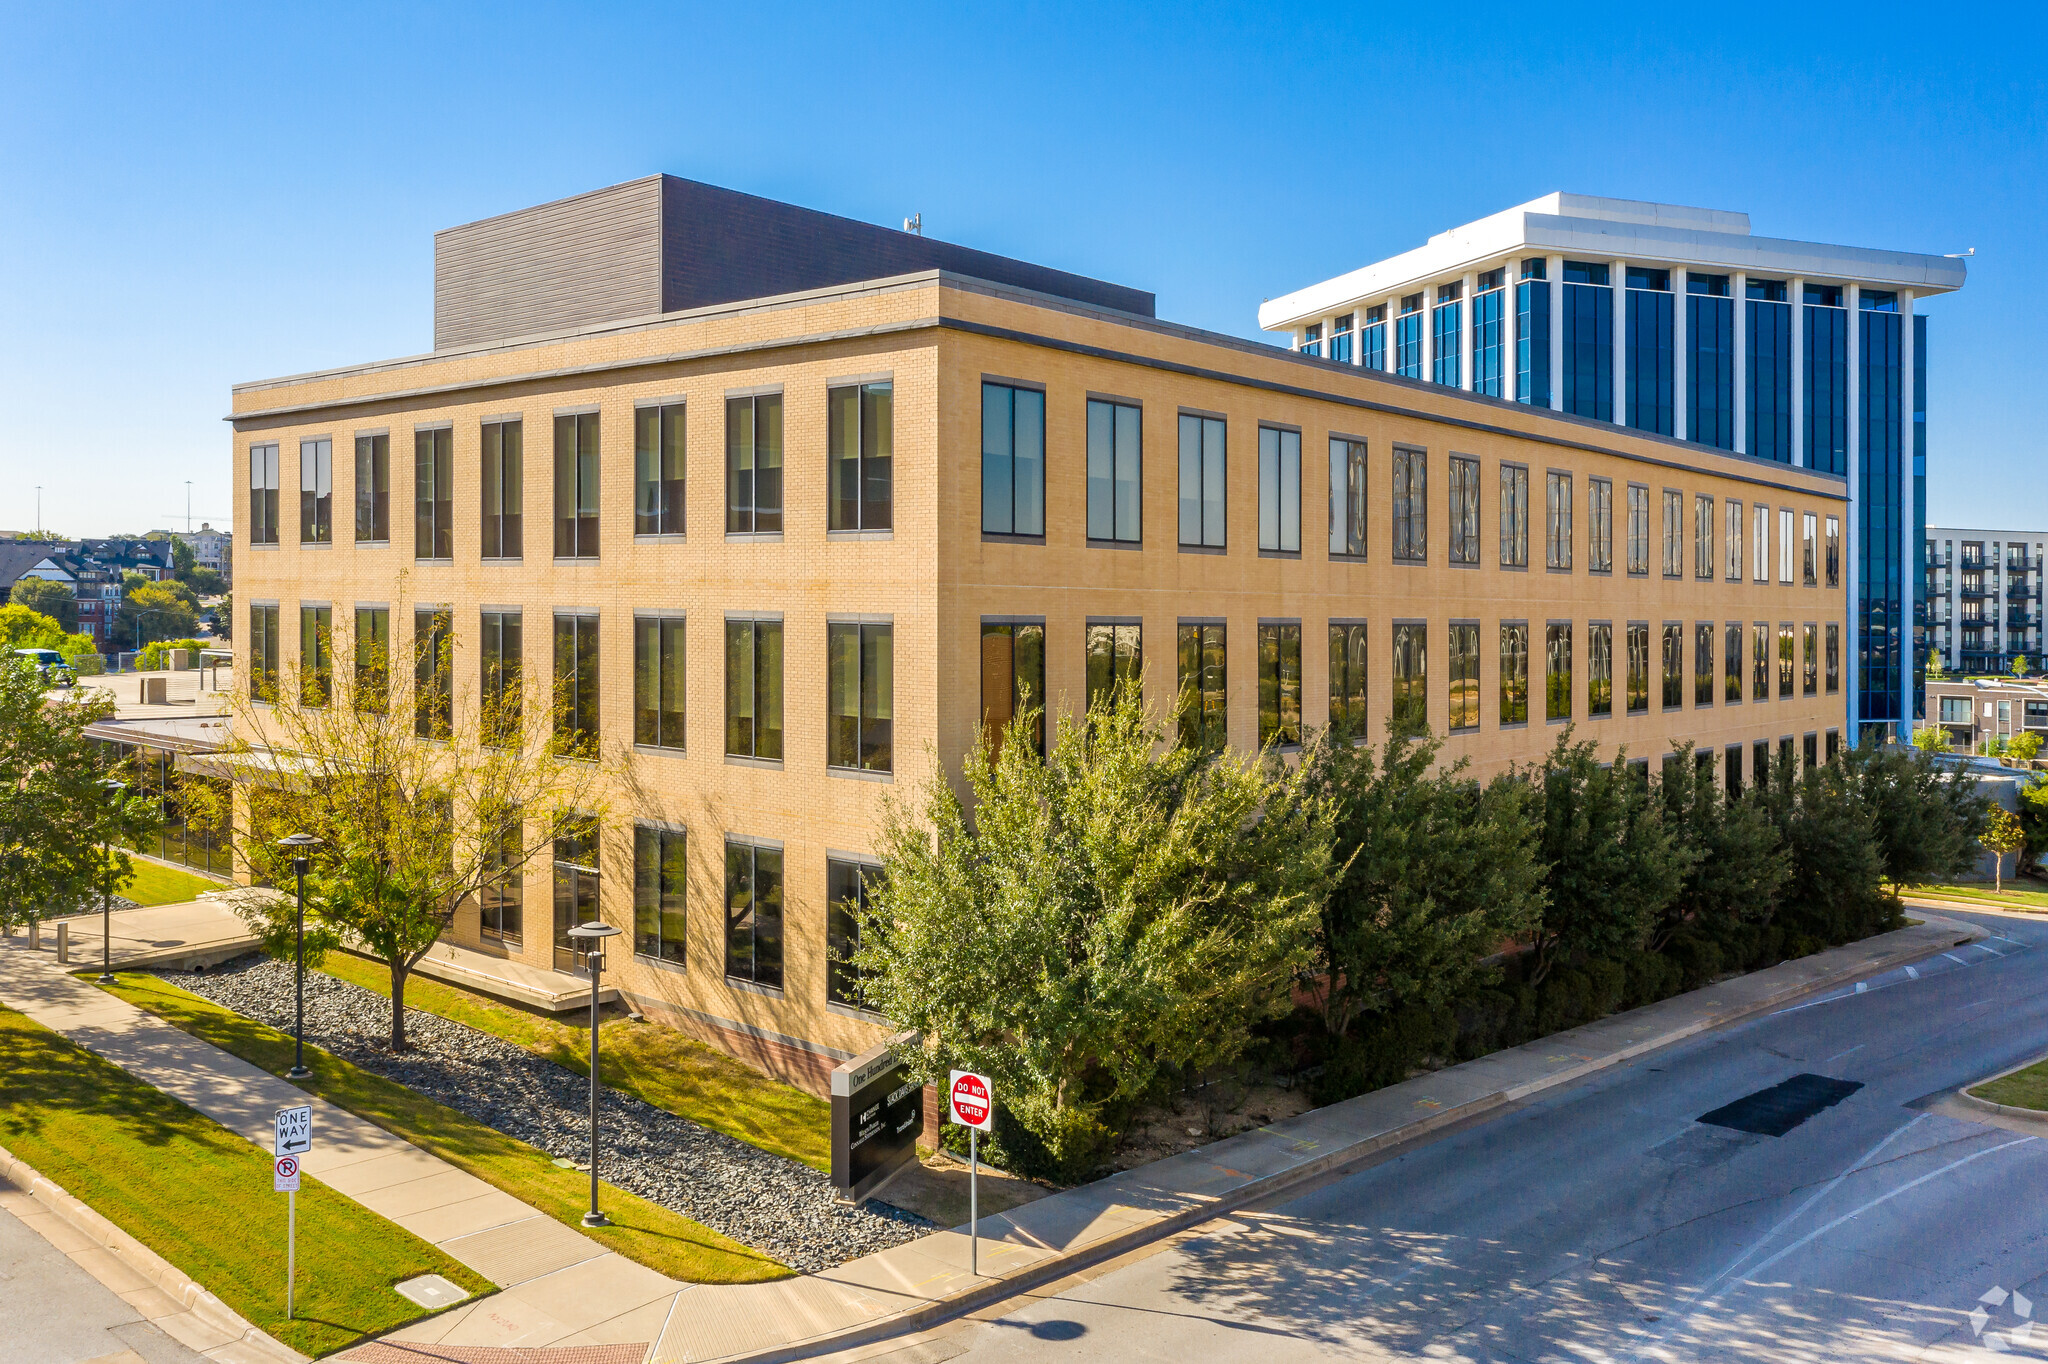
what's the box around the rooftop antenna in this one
[184,481,192,532]
[1945,248,1976,258]
[903,213,922,236]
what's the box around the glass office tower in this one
[1857,293,1903,730]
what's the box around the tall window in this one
[1178,414,1226,548]
[634,825,686,966]
[552,818,600,973]
[415,427,453,560]
[1257,426,1301,553]
[1695,623,1715,705]
[355,606,388,713]
[724,617,783,761]
[1088,399,1143,544]
[1623,267,1674,435]
[354,434,389,542]
[1395,295,1424,378]
[1747,279,1794,462]
[1779,508,1795,583]
[1256,623,1302,747]
[1545,472,1572,570]
[725,395,782,535]
[1448,456,1479,564]
[983,382,1046,536]
[1472,271,1505,397]
[1516,258,1551,407]
[1826,622,1840,693]
[1499,465,1528,568]
[1661,623,1683,709]
[1392,448,1427,562]
[1754,504,1770,582]
[1803,623,1819,696]
[1317,622,1363,737]
[480,822,522,947]
[827,859,878,1009]
[1725,622,1743,703]
[1688,274,1735,449]
[1588,477,1612,573]
[1825,515,1841,587]
[1329,437,1366,558]
[1545,623,1572,722]
[1331,314,1353,363]
[1753,622,1770,699]
[300,606,331,706]
[635,404,686,538]
[1499,623,1529,725]
[1661,490,1683,578]
[554,414,602,557]
[828,621,893,773]
[249,444,280,545]
[1563,261,1613,421]
[1627,485,1650,575]
[1441,622,1473,730]
[633,615,685,751]
[415,607,453,740]
[1626,622,1649,714]
[1391,623,1426,735]
[1175,623,1226,752]
[553,612,600,756]
[1360,305,1387,371]
[1694,495,1714,579]
[827,382,892,533]
[725,838,783,989]
[1432,283,1462,388]
[1085,621,1141,712]
[1804,285,1850,475]
[300,439,332,544]
[1587,623,1613,717]
[984,621,1045,757]
[1803,513,1818,586]
[250,603,279,698]
[482,420,523,558]
[1725,499,1743,581]
[481,609,522,748]
[1778,622,1795,699]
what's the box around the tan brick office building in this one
[231,177,1850,1088]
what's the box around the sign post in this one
[949,1070,993,1276]
[274,1106,311,1319]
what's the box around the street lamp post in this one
[276,833,322,1078]
[97,780,127,983]
[564,920,621,1227]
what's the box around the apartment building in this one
[1925,526,2044,675]
[232,177,1851,1087]
[1928,677,2048,750]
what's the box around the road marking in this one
[1905,966,1919,979]
[1821,1043,1866,1064]
[1855,982,1868,993]
[1945,953,1971,965]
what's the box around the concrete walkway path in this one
[0,940,681,1354]
[45,899,258,972]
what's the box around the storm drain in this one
[1698,1074,1864,1137]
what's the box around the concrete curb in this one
[0,1141,310,1364]
[1956,1052,2048,1124]
[703,913,1986,1364]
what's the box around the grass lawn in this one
[320,951,832,1172]
[100,972,791,1285]
[118,858,225,906]
[1904,881,2048,911]
[1971,1058,2048,1110]
[0,1005,490,1358]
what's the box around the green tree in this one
[856,690,1336,1176]
[115,581,199,648]
[1981,806,2025,894]
[2009,731,2043,762]
[213,633,608,1049]
[1926,656,1948,682]
[1840,738,1988,889]
[7,578,76,632]
[169,537,197,581]
[1911,725,1953,755]
[2018,774,2048,874]
[1523,731,1690,979]
[2013,656,2031,680]
[186,565,227,597]
[0,604,65,651]
[1300,727,1544,1038]
[1762,759,1888,944]
[0,660,160,929]
[1655,743,1790,950]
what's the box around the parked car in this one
[13,647,75,687]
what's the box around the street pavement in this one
[0,1194,206,1364]
[929,908,2048,1363]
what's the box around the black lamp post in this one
[276,833,322,1078]
[564,920,621,1227]
[97,779,127,983]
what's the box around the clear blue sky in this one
[2,2,2041,538]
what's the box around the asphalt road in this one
[0,1195,205,1364]
[937,909,2048,1363]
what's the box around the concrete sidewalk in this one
[0,939,683,1355]
[45,898,259,972]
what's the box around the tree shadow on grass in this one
[0,1008,222,1150]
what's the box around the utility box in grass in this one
[831,1032,923,1202]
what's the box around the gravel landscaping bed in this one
[171,956,932,1272]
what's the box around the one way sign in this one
[275,1105,311,1157]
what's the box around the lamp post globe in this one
[565,920,622,1227]
[97,779,127,983]
[276,833,322,1079]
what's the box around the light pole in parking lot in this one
[565,920,621,1226]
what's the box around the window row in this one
[245,382,896,554]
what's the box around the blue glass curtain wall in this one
[1562,276,1612,420]
[1913,315,1928,722]
[1395,312,1424,379]
[1746,300,1793,462]
[1857,308,1903,731]
[1360,322,1386,372]
[1516,280,1551,407]
[1687,293,1734,450]
[1805,303,1849,475]
[1432,301,1462,388]
[1471,289,1504,397]
[1624,283,1674,436]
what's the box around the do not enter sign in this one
[949,1070,993,1131]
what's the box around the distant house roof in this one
[0,543,75,590]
